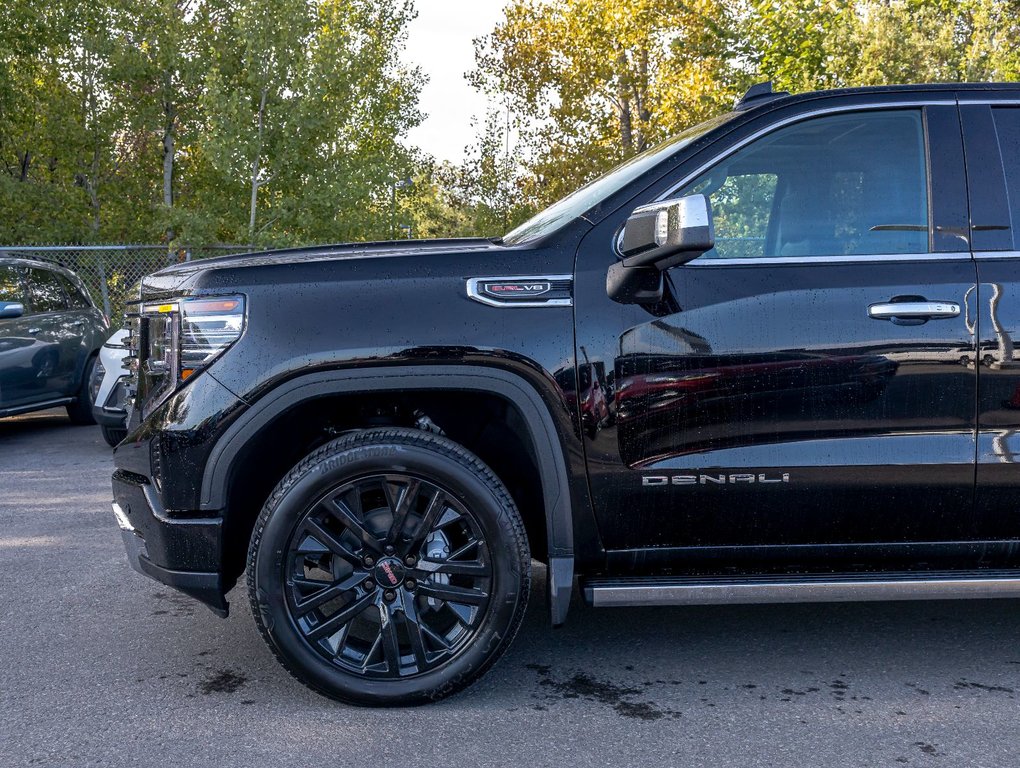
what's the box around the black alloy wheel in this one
[248,428,531,706]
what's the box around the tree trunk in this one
[616,52,634,154]
[163,98,176,244]
[248,86,268,247]
[163,108,175,209]
[632,48,651,152]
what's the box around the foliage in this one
[0,0,422,247]
[472,0,1020,222]
[3,0,1020,246]
[472,0,740,208]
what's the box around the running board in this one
[583,571,1020,608]
[0,397,74,418]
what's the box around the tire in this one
[247,427,531,706]
[65,355,97,425]
[101,425,127,447]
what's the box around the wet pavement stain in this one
[953,679,1014,694]
[829,678,849,700]
[914,742,944,757]
[527,666,681,721]
[151,591,196,618]
[199,669,248,694]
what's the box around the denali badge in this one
[642,473,791,486]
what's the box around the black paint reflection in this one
[615,348,897,466]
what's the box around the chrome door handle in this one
[27,327,42,334]
[868,301,961,321]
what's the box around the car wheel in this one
[247,427,531,706]
[101,425,128,447]
[65,355,98,425]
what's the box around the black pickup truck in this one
[112,82,1020,706]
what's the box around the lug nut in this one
[405,579,416,590]
[384,545,396,555]
[363,579,375,591]
[383,590,397,602]
[403,555,417,567]
[363,556,375,567]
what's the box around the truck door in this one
[574,103,979,560]
[960,98,1020,539]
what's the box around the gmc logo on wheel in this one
[380,561,400,585]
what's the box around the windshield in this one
[502,111,739,245]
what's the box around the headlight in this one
[137,295,245,413]
[179,297,245,380]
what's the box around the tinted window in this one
[57,273,91,309]
[27,268,69,313]
[503,111,740,245]
[0,266,25,303]
[677,110,929,259]
[992,107,1020,246]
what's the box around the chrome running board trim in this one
[583,572,1020,607]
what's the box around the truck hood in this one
[139,237,503,296]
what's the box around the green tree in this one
[743,0,1020,91]
[114,0,207,244]
[198,0,422,246]
[0,0,93,242]
[472,0,738,208]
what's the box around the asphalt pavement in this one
[2,409,1019,767]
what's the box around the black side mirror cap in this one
[609,194,714,304]
[606,263,664,304]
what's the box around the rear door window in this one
[0,266,25,304]
[991,107,1020,245]
[57,273,92,309]
[27,268,69,314]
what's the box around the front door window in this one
[678,110,930,260]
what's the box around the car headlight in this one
[179,297,245,380]
[138,295,245,413]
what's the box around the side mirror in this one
[607,194,714,304]
[0,301,24,319]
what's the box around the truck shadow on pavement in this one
[156,564,1020,731]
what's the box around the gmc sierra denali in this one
[112,82,1020,706]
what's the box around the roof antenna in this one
[735,81,790,110]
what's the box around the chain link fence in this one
[0,245,249,324]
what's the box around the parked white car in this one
[89,328,130,446]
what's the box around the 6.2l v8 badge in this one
[466,275,574,308]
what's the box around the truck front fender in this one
[200,364,577,625]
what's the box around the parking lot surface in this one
[2,410,1019,767]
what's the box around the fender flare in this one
[200,365,575,625]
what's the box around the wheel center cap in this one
[374,557,405,588]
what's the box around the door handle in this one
[868,300,961,323]
[27,327,42,334]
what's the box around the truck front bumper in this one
[111,470,228,617]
